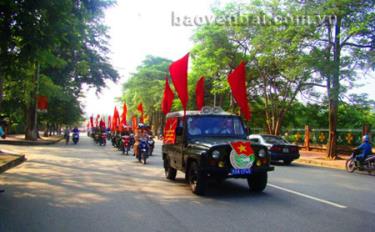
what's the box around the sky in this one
[82,0,220,116]
[82,0,375,117]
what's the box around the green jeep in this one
[162,107,274,195]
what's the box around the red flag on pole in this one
[121,103,127,126]
[195,77,205,110]
[95,114,100,127]
[132,116,138,131]
[161,77,175,115]
[227,61,251,121]
[169,53,189,114]
[90,115,94,128]
[99,119,106,129]
[112,106,120,132]
[37,96,48,112]
[108,115,112,129]
[137,103,144,123]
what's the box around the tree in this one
[191,1,317,134]
[304,0,375,158]
[121,56,172,134]
[0,0,119,140]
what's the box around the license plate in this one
[283,148,289,153]
[231,168,251,175]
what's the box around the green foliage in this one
[121,56,172,121]
[0,0,119,135]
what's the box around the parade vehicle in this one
[162,106,274,195]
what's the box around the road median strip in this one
[0,153,26,174]
[0,136,64,146]
[295,157,346,170]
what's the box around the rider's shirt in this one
[357,142,372,158]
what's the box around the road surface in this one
[0,135,374,232]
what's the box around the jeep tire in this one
[188,162,206,195]
[247,172,267,193]
[164,155,177,180]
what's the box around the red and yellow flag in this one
[230,141,254,157]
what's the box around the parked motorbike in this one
[122,135,131,155]
[137,138,149,164]
[99,132,107,146]
[72,132,79,144]
[346,150,375,174]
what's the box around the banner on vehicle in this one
[163,117,178,144]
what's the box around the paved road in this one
[0,135,374,232]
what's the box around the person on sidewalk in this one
[0,124,6,139]
[64,127,70,145]
[355,135,372,164]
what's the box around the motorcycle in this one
[147,136,155,156]
[106,130,111,141]
[122,135,131,155]
[346,150,375,174]
[137,138,149,164]
[72,132,79,144]
[99,132,107,146]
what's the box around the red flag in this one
[169,53,189,113]
[108,115,112,129]
[112,107,120,132]
[37,96,48,112]
[230,141,254,157]
[132,116,138,131]
[121,103,127,126]
[90,115,94,128]
[227,62,251,121]
[95,114,100,127]
[162,77,175,115]
[137,103,144,123]
[195,77,205,110]
[99,119,106,129]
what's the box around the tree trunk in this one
[326,17,341,159]
[0,76,3,113]
[25,62,40,141]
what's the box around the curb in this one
[0,154,27,174]
[295,158,345,170]
[0,137,64,146]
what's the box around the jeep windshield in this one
[186,115,246,138]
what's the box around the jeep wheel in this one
[164,156,176,180]
[247,172,267,193]
[188,162,206,195]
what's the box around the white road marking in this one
[268,184,347,209]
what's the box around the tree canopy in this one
[0,0,119,139]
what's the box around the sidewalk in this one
[0,134,63,146]
[0,135,62,174]
[0,150,26,174]
[296,150,347,170]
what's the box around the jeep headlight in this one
[258,149,267,158]
[211,150,221,159]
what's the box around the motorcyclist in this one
[355,135,372,164]
[133,124,148,159]
[72,127,79,134]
